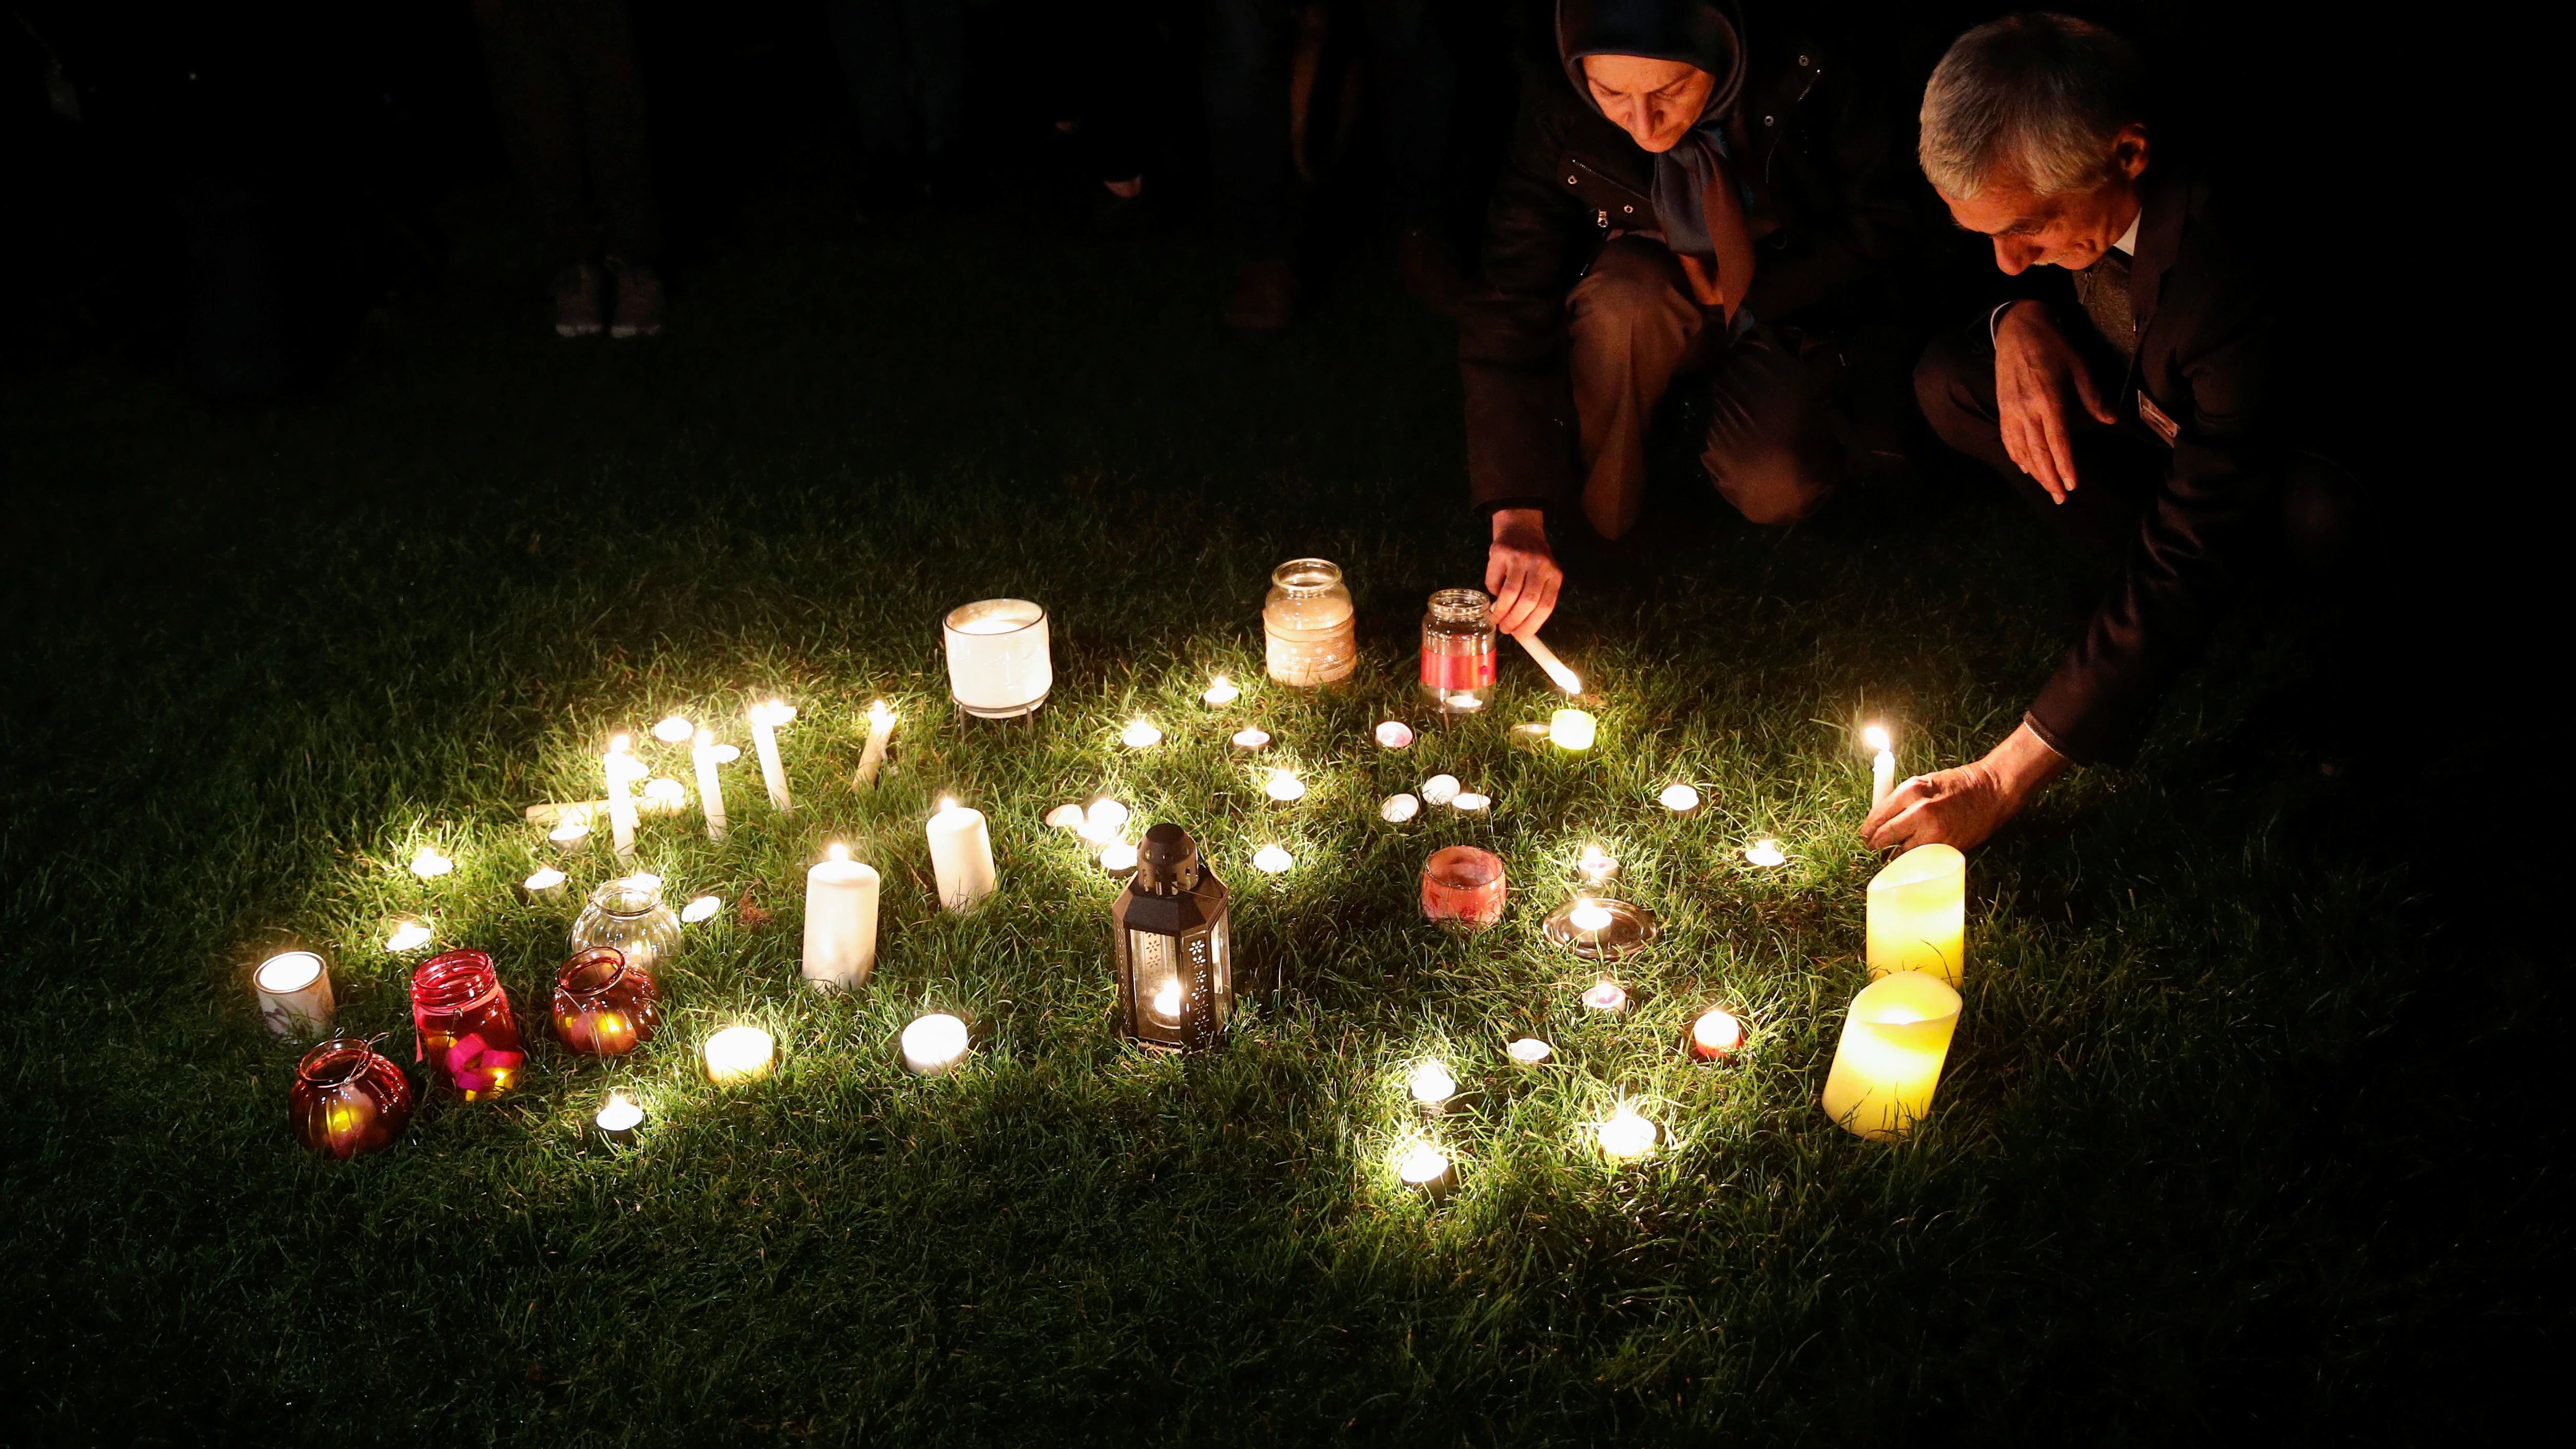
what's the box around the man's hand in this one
[1994,300,2116,503]
[1862,721,2070,852]
[1486,508,1562,635]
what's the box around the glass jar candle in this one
[571,877,683,978]
[288,1037,413,1158]
[941,598,1053,718]
[552,946,661,1056]
[410,950,527,1100]
[1262,559,1356,687]
[1419,588,1497,714]
[1421,846,1507,928]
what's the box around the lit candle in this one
[926,798,997,911]
[1866,843,1967,985]
[1548,709,1597,751]
[1452,791,1492,812]
[942,599,1054,717]
[1597,1105,1657,1160]
[1581,978,1626,1012]
[524,867,566,900]
[1202,675,1240,707]
[1865,724,1894,808]
[1046,803,1086,830]
[1374,720,1416,749]
[1745,839,1788,867]
[1380,792,1421,823]
[1099,841,1138,874]
[548,817,592,850]
[1080,798,1129,843]
[603,734,642,858]
[595,1091,643,1145]
[1820,970,1961,1140]
[253,951,334,1038]
[386,920,432,953]
[1510,629,1583,694]
[1505,1037,1553,1065]
[1253,845,1294,874]
[703,1025,774,1083]
[747,699,796,812]
[1577,844,1617,885]
[1407,1061,1456,1110]
[1394,1141,1455,1193]
[1421,846,1505,927]
[1263,769,1305,802]
[1420,774,1460,806]
[1658,784,1701,813]
[802,843,880,989]
[900,1013,971,1075]
[1691,1008,1744,1060]
[1570,901,1616,934]
[692,729,736,841]
[853,700,896,787]
[652,714,693,743]
[1120,718,1164,749]
[409,846,454,879]
[1231,727,1272,751]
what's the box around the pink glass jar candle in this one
[411,950,527,1099]
[288,1037,413,1158]
[552,947,661,1057]
[1421,846,1507,928]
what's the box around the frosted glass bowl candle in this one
[941,599,1052,718]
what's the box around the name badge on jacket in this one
[2136,390,2181,448]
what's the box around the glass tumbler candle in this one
[288,1037,413,1158]
[571,877,683,978]
[1419,588,1497,714]
[552,947,661,1056]
[1263,559,1356,687]
[410,950,527,1100]
[941,599,1053,718]
[1421,846,1507,928]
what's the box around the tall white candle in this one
[802,843,880,989]
[926,799,997,912]
[1511,630,1583,694]
[1865,724,1895,808]
[603,734,643,858]
[253,951,334,1038]
[748,699,796,811]
[853,700,896,787]
[692,729,735,841]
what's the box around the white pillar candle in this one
[802,843,881,989]
[692,729,735,841]
[853,700,896,787]
[941,599,1053,717]
[900,1012,970,1074]
[704,1026,774,1083]
[1511,629,1583,694]
[747,700,795,811]
[1865,724,1895,808]
[253,951,334,1037]
[926,799,997,911]
[603,734,642,857]
[1820,970,1961,1140]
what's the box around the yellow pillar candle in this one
[1866,842,1966,984]
[1820,970,1961,1140]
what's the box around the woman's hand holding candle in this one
[1863,721,2069,853]
[1484,508,1562,635]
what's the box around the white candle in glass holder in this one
[603,734,643,857]
[803,843,880,989]
[854,701,896,787]
[748,700,796,811]
[253,951,333,1037]
[927,799,997,911]
[692,729,736,841]
[941,599,1052,718]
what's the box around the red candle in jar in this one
[411,950,527,1099]
[1421,846,1507,928]
[288,1038,413,1157]
[1419,589,1497,712]
[553,946,661,1057]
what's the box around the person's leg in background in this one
[1565,237,1704,541]
[829,0,922,208]
[471,0,602,335]
[902,0,968,193]
[1358,0,1459,311]
[559,0,663,337]
[1698,327,1841,526]
[1204,0,1297,329]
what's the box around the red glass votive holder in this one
[288,1038,414,1158]
[1422,846,1507,929]
[553,947,661,1057]
[411,949,527,1099]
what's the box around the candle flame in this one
[1864,724,1890,752]
[869,700,893,726]
[938,796,958,812]
[1395,1142,1452,1186]
[827,842,849,861]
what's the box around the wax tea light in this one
[803,844,880,989]
[942,599,1053,718]
[1253,845,1294,874]
[1821,970,1961,1140]
[1420,774,1460,806]
[1659,784,1702,813]
[1231,727,1272,751]
[1380,792,1421,823]
[1421,846,1506,928]
[642,777,687,812]
[1202,675,1241,706]
[928,799,998,911]
[649,714,690,742]
[1691,1008,1744,1059]
[1375,720,1416,749]
[704,1025,775,1083]
[1394,1142,1455,1194]
[409,846,455,879]
[548,818,592,849]
[1081,798,1129,843]
[288,1038,413,1158]
[524,867,567,900]
[411,950,525,1099]
[1407,1061,1456,1110]
[1577,845,1618,885]
[594,1091,643,1146]
[1505,1036,1553,1065]
[901,1013,971,1075]
[1597,1105,1658,1160]
[747,700,796,811]
[1121,718,1164,749]
[1262,558,1356,687]
[1866,843,1967,985]
[253,951,334,1038]
[1548,709,1597,751]
[681,894,720,923]
[1745,839,1788,868]
[1046,803,1087,830]
[1099,841,1139,874]
[1263,770,1307,802]
[1581,979,1628,1012]
[552,947,661,1057]
[385,920,433,953]
[1419,588,1496,715]
[1451,791,1491,812]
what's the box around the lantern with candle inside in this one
[288,1037,413,1158]
[253,950,335,1039]
[1420,846,1505,929]
[571,877,683,979]
[1821,970,1962,1140]
[1866,843,1967,985]
[1548,709,1597,751]
[927,798,998,911]
[703,1025,775,1084]
[1263,558,1356,686]
[1112,823,1233,1053]
[942,598,1053,718]
[1690,1007,1744,1060]
[1393,1140,1456,1197]
[803,844,880,989]
[1419,588,1496,714]
[551,947,661,1056]
[410,950,526,1100]
[900,1012,971,1075]
[1543,895,1658,959]
[594,1091,644,1147]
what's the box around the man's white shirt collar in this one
[2111,210,2140,257]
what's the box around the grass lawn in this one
[0,180,2542,1445]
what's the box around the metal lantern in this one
[1112,823,1233,1050]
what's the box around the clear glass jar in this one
[1263,558,1356,687]
[1419,588,1496,713]
[288,1037,413,1157]
[410,950,526,1099]
[552,946,661,1056]
[572,878,683,978]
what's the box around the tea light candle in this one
[703,1025,774,1083]
[1511,629,1583,694]
[900,1013,971,1075]
[927,799,997,911]
[1374,720,1416,749]
[1407,1061,1456,1109]
[854,701,896,787]
[604,735,643,857]
[1395,1142,1454,1192]
[1045,803,1086,830]
[1597,1106,1657,1160]
[1202,675,1240,706]
[1121,718,1164,749]
[1691,1008,1744,1059]
[253,951,334,1038]
[1548,709,1597,751]
[524,867,566,900]
[1452,792,1491,812]
[1263,769,1306,802]
[1745,839,1788,867]
[1099,841,1139,874]
[1231,727,1272,751]
[1577,845,1617,885]
[1658,784,1701,813]
[1081,798,1129,843]
[1581,978,1627,1012]
[548,817,592,849]
[681,894,720,923]
[595,1090,643,1144]
[748,699,796,812]
[1380,792,1421,823]
[1821,970,1961,1139]
[1420,774,1460,806]
[1865,724,1894,808]
[1866,843,1967,985]
[386,920,433,953]
[692,729,736,841]
[409,847,454,879]
[803,844,880,989]
[1570,901,1616,935]
[651,715,693,743]
[1253,845,1294,874]
[1505,1037,1553,1064]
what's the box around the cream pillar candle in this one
[1865,724,1895,808]
[747,699,795,811]
[1866,843,1967,985]
[853,700,896,787]
[692,729,737,841]
[1820,970,1962,1140]
[802,843,881,989]
[603,734,643,858]
[926,799,997,911]
[900,1013,970,1075]
[253,951,334,1038]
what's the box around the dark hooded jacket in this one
[1461,0,1918,514]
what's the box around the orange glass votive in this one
[411,949,526,1099]
[552,946,661,1057]
[288,1038,413,1158]
[1422,846,1507,928]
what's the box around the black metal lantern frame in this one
[1113,823,1234,1051]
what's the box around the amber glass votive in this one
[1421,846,1507,928]
[553,947,661,1056]
[411,950,527,1099]
[288,1038,414,1158]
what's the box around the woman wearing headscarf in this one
[1463,0,1917,631]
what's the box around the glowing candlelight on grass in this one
[1253,845,1294,874]
[927,798,997,911]
[1202,675,1240,706]
[703,1025,774,1083]
[1866,843,1967,985]
[1659,784,1701,813]
[604,734,643,857]
[1511,630,1582,694]
[253,951,333,1038]
[1420,774,1460,806]
[641,777,687,812]
[803,846,880,987]
[853,701,896,787]
[1120,718,1164,749]
[1080,798,1129,843]
[692,729,735,841]
[1577,844,1617,885]
[1570,901,1616,935]
[681,894,720,923]
[1150,978,1183,1021]
[1099,841,1138,874]
[1264,769,1306,802]
[1746,839,1788,867]
[1865,723,1895,807]
[409,846,453,879]
[1395,1142,1455,1192]
[1407,1061,1456,1109]
[1374,720,1416,749]
[548,817,592,849]
[1691,1008,1744,1060]
[1231,727,1272,751]
[1452,791,1491,812]
[524,867,566,899]
[652,715,693,744]
[1581,978,1627,1012]
[594,1091,643,1144]
[747,700,795,811]
[1548,709,1597,751]
[1505,1036,1553,1064]
[386,920,432,953]
[1597,1106,1657,1160]
[901,1013,971,1075]
[1380,792,1421,823]
[1821,970,1961,1140]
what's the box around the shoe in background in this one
[554,262,603,338]
[606,257,662,338]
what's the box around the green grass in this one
[0,183,2537,1445]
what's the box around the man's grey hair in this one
[1919,12,2145,200]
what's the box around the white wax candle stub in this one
[652,715,693,743]
[1746,839,1788,867]
[1045,803,1087,830]
[1598,1107,1657,1160]
[1693,1008,1745,1057]
[854,701,897,788]
[549,819,592,845]
[1582,979,1626,1011]
[681,894,720,923]
[524,867,566,894]
[927,802,999,911]
[704,1026,775,1083]
[253,951,333,1038]
[1374,720,1416,749]
[409,847,453,878]
[1395,1143,1452,1187]
[1231,727,1272,751]
[1080,798,1129,842]
[1420,774,1460,806]
[596,1092,644,1133]
[1099,842,1139,873]
[1451,792,1491,812]
[900,1013,971,1075]
[1570,902,1616,933]
[1505,1037,1553,1065]
[1578,845,1616,882]
[1659,784,1701,812]
[1380,792,1422,823]
[1408,1061,1456,1107]
[1253,845,1294,874]
[1120,719,1164,749]
[1548,709,1597,751]
[1202,676,1241,706]
[804,845,881,988]
[1264,770,1306,802]
[386,921,433,953]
